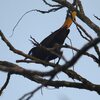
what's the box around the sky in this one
[0,0,100,100]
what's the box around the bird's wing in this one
[40,27,70,47]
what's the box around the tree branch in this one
[19,85,43,100]
[0,30,58,67]
[0,73,11,95]
[0,1,100,99]
[64,44,100,65]
[74,21,100,60]
[63,37,100,69]
[52,0,100,36]
[43,38,100,81]
[42,0,61,7]
[0,60,100,95]
[94,15,100,21]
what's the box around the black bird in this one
[27,11,76,61]
[28,27,70,61]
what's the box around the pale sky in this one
[0,0,100,100]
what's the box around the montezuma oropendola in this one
[26,11,76,61]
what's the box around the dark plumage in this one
[26,11,77,61]
[28,27,70,61]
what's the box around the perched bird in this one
[27,11,76,61]
[28,27,70,61]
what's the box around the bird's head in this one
[62,11,77,29]
[71,11,77,20]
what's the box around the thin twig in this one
[94,15,100,20]
[64,70,93,85]
[43,0,61,7]
[52,0,100,36]
[19,85,43,100]
[0,73,11,95]
[74,21,93,40]
[29,35,40,46]
[67,37,75,70]
[63,38,100,69]
[64,44,100,65]
[76,25,90,41]
[46,38,100,79]
[11,6,63,37]
[35,6,64,14]
[74,21,100,61]
[11,9,36,37]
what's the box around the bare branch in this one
[76,26,90,41]
[74,21,92,40]
[52,0,100,36]
[34,6,64,14]
[11,9,36,37]
[0,73,11,95]
[0,60,100,95]
[11,6,63,37]
[63,37,100,69]
[63,44,100,65]
[12,37,100,96]
[74,21,100,61]
[94,45,100,60]
[1,1,100,98]
[45,38,100,81]
[0,61,56,77]
[94,15,100,20]
[19,85,43,100]
[29,35,40,46]
[42,0,61,7]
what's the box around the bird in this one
[26,11,77,61]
